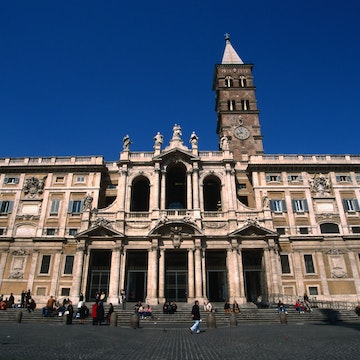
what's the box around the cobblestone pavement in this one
[1,321,360,360]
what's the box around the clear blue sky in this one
[1,0,359,161]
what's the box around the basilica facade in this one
[1,36,360,306]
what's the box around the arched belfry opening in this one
[130,176,150,211]
[203,175,222,211]
[166,163,187,209]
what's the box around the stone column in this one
[49,251,62,297]
[0,250,9,290]
[72,245,85,302]
[201,249,207,300]
[119,249,127,297]
[108,245,121,304]
[27,250,39,295]
[232,246,241,302]
[315,250,330,296]
[187,170,192,209]
[293,252,305,296]
[192,164,200,210]
[348,251,360,294]
[152,165,161,210]
[226,248,234,300]
[187,248,195,302]
[146,242,159,305]
[117,167,128,211]
[158,248,165,302]
[160,170,166,209]
[236,249,246,301]
[225,165,234,210]
[194,243,202,298]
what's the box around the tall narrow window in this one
[40,255,51,274]
[50,199,60,216]
[241,100,250,110]
[343,199,360,212]
[292,199,309,213]
[64,255,74,275]
[227,100,236,111]
[225,76,233,87]
[270,200,287,213]
[0,200,14,214]
[68,200,83,214]
[304,254,315,273]
[239,76,247,87]
[280,254,291,273]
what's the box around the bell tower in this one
[213,34,263,161]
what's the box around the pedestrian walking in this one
[189,300,201,334]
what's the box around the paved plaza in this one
[0,321,360,359]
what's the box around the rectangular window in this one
[64,255,74,275]
[4,177,19,184]
[352,226,360,234]
[237,183,246,190]
[299,227,309,234]
[46,228,56,236]
[68,200,83,214]
[356,175,360,183]
[277,227,286,235]
[55,176,65,183]
[270,200,287,213]
[69,228,78,236]
[308,286,318,296]
[280,254,291,274]
[342,199,360,212]
[75,176,85,183]
[292,199,309,213]
[61,288,70,296]
[50,199,61,216]
[266,174,282,182]
[336,175,351,182]
[40,255,51,274]
[304,254,315,273]
[0,228,4,235]
[287,174,303,182]
[0,200,14,214]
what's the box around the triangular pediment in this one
[77,221,124,238]
[229,221,278,238]
[153,148,199,163]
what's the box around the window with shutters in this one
[342,198,360,213]
[287,174,303,183]
[270,199,287,213]
[292,199,309,213]
[68,200,83,214]
[4,177,19,184]
[50,199,61,216]
[266,174,282,183]
[336,175,351,183]
[0,200,14,215]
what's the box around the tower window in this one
[227,100,236,111]
[239,76,247,87]
[225,76,233,87]
[241,100,250,110]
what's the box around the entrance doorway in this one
[125,251,147,302]
[87,250,111,301]
[242,250,265,303]
[165,251,187,302]
[206,250,227,302]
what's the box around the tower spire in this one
[221,33,244,64]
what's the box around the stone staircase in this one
[1,303,359,327]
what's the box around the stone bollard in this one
[130,313,139,329]
[280,312,287,325]
[16,310,23,324]
[206,312,216,329]
[110,312,118,327]
[229,312,237,327]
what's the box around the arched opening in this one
[320,222,340,234]
[166,163,187,209]
[203,175,222,211]
[130,176,150,211]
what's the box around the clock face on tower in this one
[234,126,250,140]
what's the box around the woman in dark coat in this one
[97,301,105,325]
[66,302,74,325]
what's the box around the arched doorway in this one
[166,163,187,209]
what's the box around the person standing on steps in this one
[190,300,201,334]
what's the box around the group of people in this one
[134,301,153,319]
[0,290,36,312]
[223,299,240,313]
[277,294,312,314]
[162,300,177,314]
